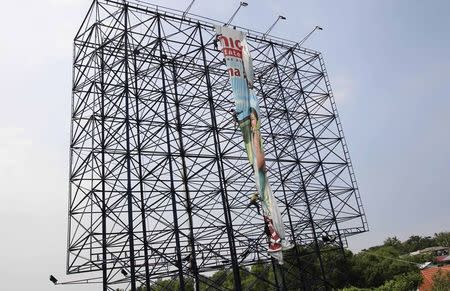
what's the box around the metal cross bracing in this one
[68,0,368,290]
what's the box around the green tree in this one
[432,269,450,291]
[114,232,449,290]
[284,246,328,289]
[403,235,435,253]
[241,261,273,291]
[375,271,422,291]
[206,268,233,289]
[406,252,435,264]
[149,277,194,291]
[383,236,403,251]
[434,232,450,248]
[320,248,353,288]
[348,246,418,288]
[341,287,371,291]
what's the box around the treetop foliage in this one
[115,231,449,291]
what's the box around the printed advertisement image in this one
[215,25,292,264]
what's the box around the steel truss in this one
[68,0,368,290]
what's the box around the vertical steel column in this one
[270,259,281,291]
[100,45,108,291]
[156,13,189,290]
[123,4,137,291]
[291,52,344,255]
[67,39,75,291]
[132,48,151,290]
[170,60,199,290]
[280,265,287,291]
[68,0,96,285]
[259,80,307,291]
[197,22,242,290]
[269,42,329,288]
[272,260,287,291]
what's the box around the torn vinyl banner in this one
[215,25,290,264]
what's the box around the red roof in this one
[419,265,450,291]
[435,255,450,262]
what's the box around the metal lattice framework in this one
[68,0,368,290]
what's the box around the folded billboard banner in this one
[215,25,290,264]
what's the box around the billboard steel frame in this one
[68,0,368,290]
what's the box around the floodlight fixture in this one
[49,275,58,285]
[121,269,128,277]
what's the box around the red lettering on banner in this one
[223,48,242,59]
[235,40,242,50]
[219,36,229,47]
[219,35,243,59]
[228,68,241,77]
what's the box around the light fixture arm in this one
[264,15,286,38]
[226,2,248,26]
[182,0,196,19]
[298,25,323,47]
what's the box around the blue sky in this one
[0,0,448,290]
